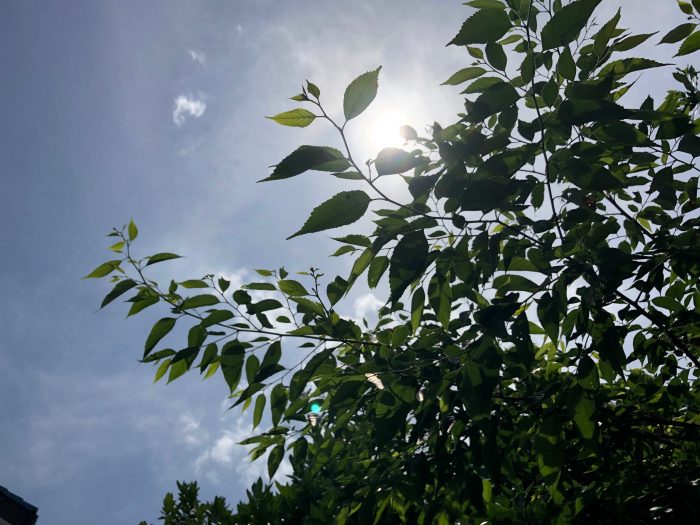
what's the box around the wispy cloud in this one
[188,49,207,68]
[173,95,206,127]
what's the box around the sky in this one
[0,1,686,523]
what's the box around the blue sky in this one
[0,1,685,523]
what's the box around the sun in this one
[369,110,409,151]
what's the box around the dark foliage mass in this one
[88,0,700,523]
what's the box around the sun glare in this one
[370,111,408,151]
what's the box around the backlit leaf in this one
[288,191,371,239]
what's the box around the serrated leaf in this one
[267,108,316,127]
[288,191,371,239]
[144,317,177,357]
[261,146,347,182]
[593,9,620,57]
[598,58,668,78]
[343,67,381,121]
[541,0,603,50]
[449,9,512,45]
[677,31,700,56]
[145,253,182,266]
[613,32,656,52]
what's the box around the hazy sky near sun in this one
[0,1,686,523]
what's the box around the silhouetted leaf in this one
[288,191,371,239]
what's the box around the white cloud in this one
[353,292,383,321]
[179,413,208,448]
[188,49,207,67]
[173,95,206,127]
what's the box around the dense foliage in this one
[91,0,700,523]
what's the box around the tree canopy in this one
[89,0,700,523]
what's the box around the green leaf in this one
[485,41,507,70]
[411,287,425,332]
[389,231,429,303]
[441,67,487,86]
[245,282,277,291]
[333,234,371,247]
[375,148,423,175]
[463,77,502,94]
[679,0,693,15]
[168,359,188,383]
[659,23,696,44]
[128,219,138,241]
[613,32,657,52]
[306,80,320,98]
[288,191,371,239]
[332,171,364,180]
[537,292,560,343]
[598,58,668,78]
[253,395,266,429]
[180,279,209,289]
[343,67,381,121]
[127,296,159,317]
[261,146,347,182]
[567,387,596,440]
[270,383,288,426]
[677,31,700,56]
[541,0,603,50]
[593,9,620,57]
[267,444,284,478]
[100,279,137,308]
[221,341,246,392]
[466,0,505,8]
[246,355,260,384]
[145,253,182,266]
[449,9,512,45]
[198,344,217,371]
[267,108,316,127]
[144,317,177,357]
[84,260,121,279]
[557,46,576,81]
[469,81,519,121]
[367,256,389,288]
[260,341,282,371]
[249,299,283,314]
[181,294,220,310]
[278,280,309,296]
[153,359,172,384]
